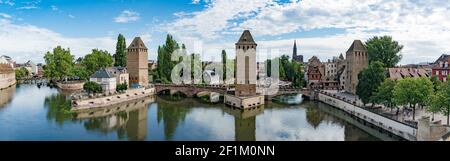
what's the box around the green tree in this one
[222,50,227,81]
[365,36,403,68]
[356,61,386,105]
[68,66,89,80]
[157,34,180,83]
[427,92,445,122]
[431,81,450,125]
[15,67,29,80]
[394,77,433,120]
[82,49,113,75]
[83,81,103,94]
[372,79,396,109]
[43,46,74,81]
[113,34,127,67]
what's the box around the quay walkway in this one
[317,90,417,141]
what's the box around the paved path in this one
[323,90,449,126]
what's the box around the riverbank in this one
[71,86,155,111]
[317,91,417,141]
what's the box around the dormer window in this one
[445,62,448,68]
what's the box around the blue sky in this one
[1,0,449,64]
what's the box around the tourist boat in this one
[71,86,155,111]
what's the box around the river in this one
[0,84,401,141]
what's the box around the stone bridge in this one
[154,84,229,97]
[154,84,311,99]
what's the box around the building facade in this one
[431,54,450,82]
[127,37,149,88]
[306,56,325,89]
[106,67,129,87]
[235,30,257,97]
[292,40,303,63]
[344,40,369,94]
[90,69,117,93]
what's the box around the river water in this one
[0,84,399,141]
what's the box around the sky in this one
[0,0,449,65]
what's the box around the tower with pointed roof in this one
[126,37,149,87]
[292,40,303,63]
[235,30,257,96]
[344,40,368,94]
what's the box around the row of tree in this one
[43,34,127,81]
[355,35,450,125]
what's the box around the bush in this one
[83,81,102,94]
[116,83,128,92]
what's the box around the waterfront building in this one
[224,30,264,109]
[344,40,369,94]
[306,56,325,89]
[0,55,15,68]
[106,67,130,87]
[387,68,430,80]
[203,70,220,85]
[90,68,117,93]
[0,63,16,90]
[127,37,149,88]
[292,40,304,63]
[431,54,450,82]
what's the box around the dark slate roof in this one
[236,30,257,45]
[91,68,114,78]
[128,37,148,49]
[346,40,367,53]
[434,54,449,64]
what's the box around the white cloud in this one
[0,0,15,6]
[0,13,11,19]
[16,6,38,10]
[191,0,201,4]
[51,5,58,11]
[166,0,450,64]
[114,10,140,23]
[0,20,116,63]
[68,14,75,19]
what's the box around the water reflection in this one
[273,94,304,105]
[223,107,264,141]
[0,85,15,109]
[156,96,193,140]
[44,94,76,125]
[73,96,155,141]
[0,85,397,141]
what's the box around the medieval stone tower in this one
[235,30,257,97]
[127,37,149,87]
[344,40,368,94]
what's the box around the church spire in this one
[293,40,297,57]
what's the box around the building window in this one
[436,71,439,75]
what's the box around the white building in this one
[90,69,117,93]
[106,67,129,87]
[203,70,220,85]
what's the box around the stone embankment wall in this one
[0,72,16,90]
[57,81,85,90]
[72,87,155,111]
[318,91,417,141]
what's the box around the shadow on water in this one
[0,84,16,110]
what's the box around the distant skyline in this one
[1,0,449,64]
